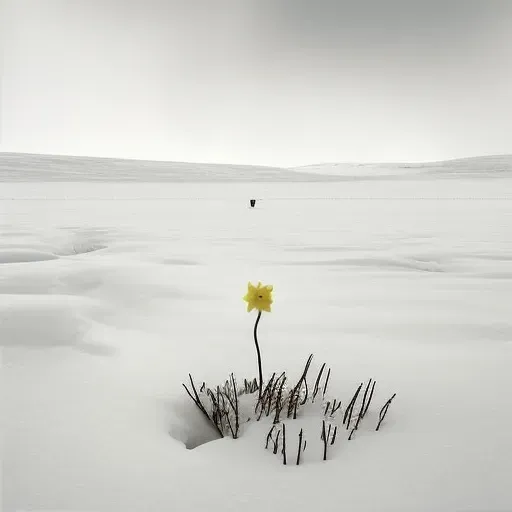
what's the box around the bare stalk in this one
[183,374,224,438]
[265,425,275,449]
[322,368,331,397]
[312,363,326,401]
[282,423,287,465]
[344,382,363,429]
[322,420,328,461]
[296,428,304,465]
[376,393,397,431]
[354,378,373,431]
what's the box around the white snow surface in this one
[1,153,512,511]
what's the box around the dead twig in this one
[183,374,224,438]
[312,363,326,402]
[376,393,396,431]
[344,382,363,429]
[282,423,287,465]
[322,368,331,398]
[265,425,275,449]
[296,428,304,465]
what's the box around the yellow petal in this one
[244,282,273,312]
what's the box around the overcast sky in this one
[1,0,511,167]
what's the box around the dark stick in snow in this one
[376,393,397,431]
[312,363,326,401]
[296,428,304,465]
[282,423,287,465]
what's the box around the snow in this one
[1,154,512,511]
[292,154,512,179]
[0,249,59,263]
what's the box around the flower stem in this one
[253,310,263,400]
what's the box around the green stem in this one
[254,310,263,400]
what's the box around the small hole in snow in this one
[170,414,222,450]
[184,427,222,450]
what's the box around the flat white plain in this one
[1,155,512,512]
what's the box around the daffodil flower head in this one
[243,281,273,313]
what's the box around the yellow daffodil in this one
[243,282,273,313]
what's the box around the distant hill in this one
[291,155,512,178]
[0,152,343,183]
[1,152,511,182]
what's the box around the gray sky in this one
[1,0,511,167]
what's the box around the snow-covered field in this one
[1,154,512,511]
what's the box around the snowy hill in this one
[292,154,512,178]
[0,152,343,182]
[1,152,511,182]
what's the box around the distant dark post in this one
[250,199,256,208]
